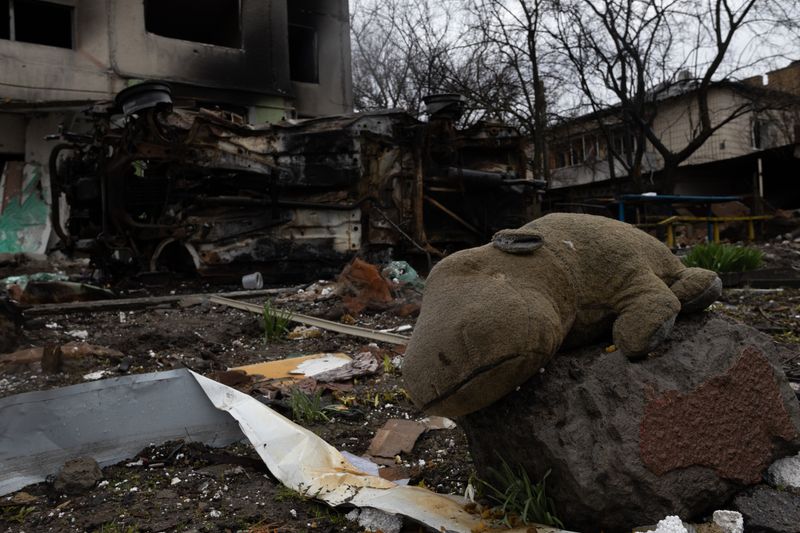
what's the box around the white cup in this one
[242,272,263,290]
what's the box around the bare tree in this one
[350,0,464,114]
[550,0,797,189]
[465,0,556,180]
[350,0,561,153]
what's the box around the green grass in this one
[682,242,764,273]
[273,484,309,503]
[0,505,35,524]
[288,389,335,424]
[96,520,138,533]
[262,300,292,343]
[475,457,564,528]
[382,354,397,375]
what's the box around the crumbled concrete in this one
[346,507,403,533]
[713,510,744,533]
[53,457,104,495]
[653,516,688,533]
[766,452,800,491]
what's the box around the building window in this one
[1,0,73,49]
[752,118,765,149]
[144,0,241,48]
[288,4,320,84]
[551,141,577,169]
[0,1,8,41]
[288,24,319,83]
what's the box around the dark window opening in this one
[752,119,764,149]
[288,24,319,83]
[0,1,9,40]
[0,153,25,168]
[144,0,241,48]
[1,0,73,48]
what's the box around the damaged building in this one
[0,2,540,281]
[545,61,800,215]
[0,0,352,258]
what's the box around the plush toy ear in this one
[492,228,544,254]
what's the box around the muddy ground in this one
[1,276,799,532]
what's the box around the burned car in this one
[50,84,543,282]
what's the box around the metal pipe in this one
[423,195,480,235]
[194,196,366,211]
[446,167,545,188]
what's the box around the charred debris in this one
[49,84,543,283]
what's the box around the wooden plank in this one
[208,295,410,346]
[22,286,303,317]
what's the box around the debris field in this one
[1,242,799,533]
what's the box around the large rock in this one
[733,486,800,533]
[460,315,800,532]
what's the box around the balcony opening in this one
[144,0,241,48]
[2,0,73,49]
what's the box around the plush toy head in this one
[402,241,569,417]
[403,214,722,417]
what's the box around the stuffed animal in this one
[403,213,722,417]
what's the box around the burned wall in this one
[0,0,353,118]
[0,0,115,104]
[288,0,354,118]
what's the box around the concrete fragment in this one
[66,330,88,340]
[653,516,688,533]
[312,352,380,382]
[766,452,800,490]
[345,507,403,533]
[713,510,744,533]
[53,457,103,494]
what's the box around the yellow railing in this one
[650,215,774,247]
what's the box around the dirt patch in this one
[1,284,471,532]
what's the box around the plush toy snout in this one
[403,264,560,417]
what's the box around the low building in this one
[545,62,800,213]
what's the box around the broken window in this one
[0,1,8,40]
[0,153,24,171]
[287,3,320,84]
[550,142,574,169]
[144,0,242,48]
[752,117,781,150]
[0,0,73,49]
[288,24,319,83]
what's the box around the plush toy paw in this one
[670,268,723,313]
